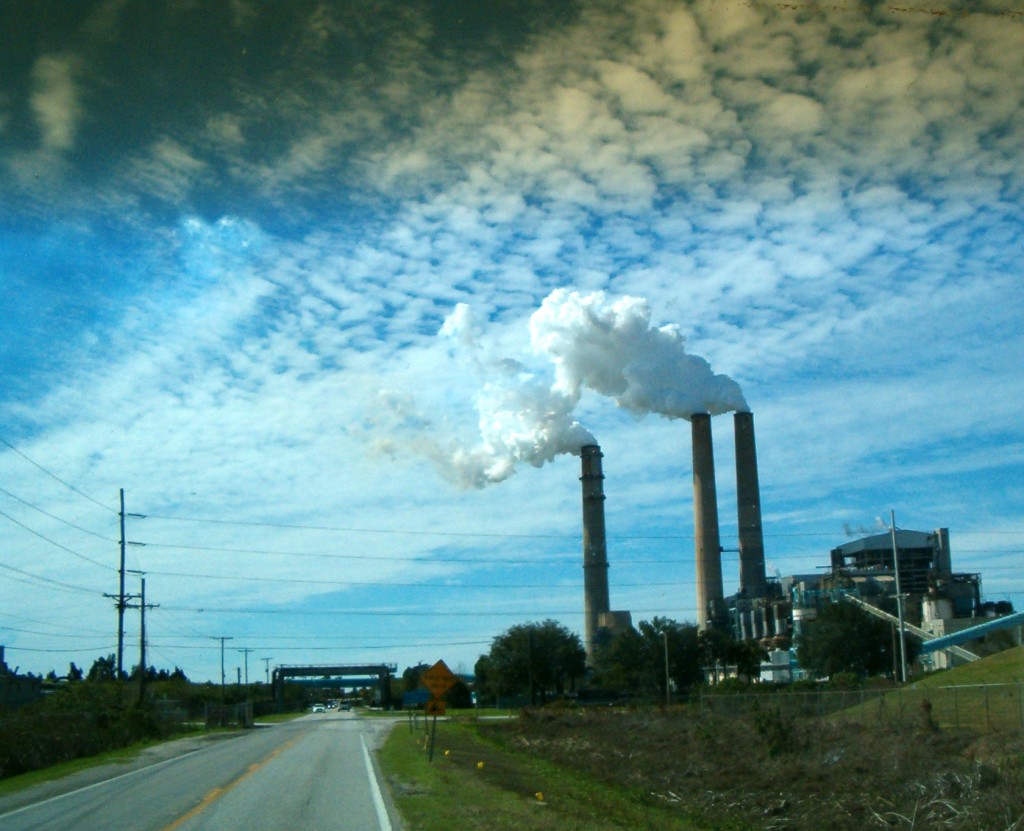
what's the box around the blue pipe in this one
[918,610,1024,653]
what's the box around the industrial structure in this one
[577,406,1014,677]
[579,444,631,664]
[271,663,396,707]
[684,409,1012,672]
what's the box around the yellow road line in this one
[160,738,296,831]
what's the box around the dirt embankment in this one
[484,708,1024,830]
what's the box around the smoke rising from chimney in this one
[380,289,746,488]
[530,289,748,420]
[433,301,595,488]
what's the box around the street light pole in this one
[262,657,273,685]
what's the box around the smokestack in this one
[692,414,723,630]
[581,444,611,663]
[734,411,768,598]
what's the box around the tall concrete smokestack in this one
[692,414,723,630]
[734,411,768,598]
[580,444,611,663]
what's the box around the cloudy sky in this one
[2,0,1022,683]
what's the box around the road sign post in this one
[420,660,457,762]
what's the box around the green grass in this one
[912,645,1024,687]
[0,737,168,798]
[254,711,305,723]
[0,719,291,798]
[825,646,1024,731]
[379,718,706,831]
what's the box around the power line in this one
[129,539,934,566]
[112,640,493,652]
[157,604,692,617]
[0,486,116,542]
[142,513,577,539]
[138,511,878,540]
[138,567,694,589]
[3,645,115,654]
[0,435,116,514]
[0,558,103,595]
[0,625,116,639]
[0,508,115,571]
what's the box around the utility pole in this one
[108,489,145,679]
[125,570,157,702]
[262,657,273,685]
[890,509,908,683]
[238,648,254,689]
[662,630,671,707]
[136,576,158,702]
[118,488,126,679]
[212,636,233,701]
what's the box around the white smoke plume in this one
[392,302,595,489]
[382,290,745,489]
[530,289,747,418]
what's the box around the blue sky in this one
[1,0,1022,682]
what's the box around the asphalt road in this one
[0,712,401,831]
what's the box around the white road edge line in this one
[0,748,203,820]
[360,733,394,831]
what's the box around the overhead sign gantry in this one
[272,663,396,707]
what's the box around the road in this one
[0,711,400,831]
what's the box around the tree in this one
[86,654,117,683]
[475,619,586,705]
[67,662,84,682]
[594,617,703,700]
[697,629,767,683]
[797,600,917,679]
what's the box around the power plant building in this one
[578,405,1010,678]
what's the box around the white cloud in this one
[3,0,1024,678]
[30,53,81,152]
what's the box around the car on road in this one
[310,703,326,713]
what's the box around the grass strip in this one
[379,717,706,831]
[0,737,169,798]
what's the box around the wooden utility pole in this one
[238,648,254,690]
[212,636,234,701]
[125,571,157,702]
[108,489,145,680]
[117,488,126,677]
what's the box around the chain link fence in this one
[699,683,1024,732]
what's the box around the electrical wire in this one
[129,539,937,566]
[138,567,691,589]
[156,604,692,617]
[0,435,117,514]
[0,559,103,596]
[0,508,115,571]
[0,486,117,542]
[138,511,876,540]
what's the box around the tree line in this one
[469,601,917,706]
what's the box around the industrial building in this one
[578,406,1015,677]
[579,444,631,664]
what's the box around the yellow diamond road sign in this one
[420,659,457,699]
